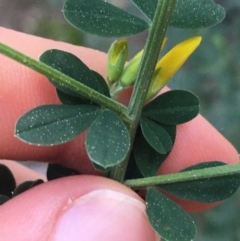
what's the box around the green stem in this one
[128,0,177,118]
[124,163,240,190]
[0,42,130,122]
[109,0,177,182]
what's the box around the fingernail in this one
[49,189,159,241]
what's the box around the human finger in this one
[0,27,238,186]
[0,175,159,241]
[0,27,107,174]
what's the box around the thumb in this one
[0,176,159,241]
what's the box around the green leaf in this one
[86,109,130,169]
[91,71,110,98]
[140,117,172,154]
[0,195,10,205]
[92,162,112,173]
[15,104,100,145]
[125,153,143,180]
[63,0,149,37]
[0,164,16,197]
[171,0,226,28]
[143,90,199,125]
[130,0,156,21]
[47,164,80,181]
[56,71,110,106]
[130,0,225,28]
[134,126,176,177]
[146,188,196,241]
[12,180,44,197]
[159,162,240,203]
[56,89,91,105]
[40,49,106,97]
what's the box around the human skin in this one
[0,27,239,241]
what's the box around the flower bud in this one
[107,40,128,84]
[120,49,143,87]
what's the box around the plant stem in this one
[109,0,177,182]
[0,42,130,122]
[124,163,240,189]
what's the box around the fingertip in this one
[0,176,159,241]
[49,189,159,241]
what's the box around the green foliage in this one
[140,117,172,154]
[159,162,240,203]
[40,49,107,98]
[131,0,225,28]
[56,89,90,105]
[134,125,176,177]
[170,0,226,28]
[91,162,112,173]
[63,0,149,37]
[130,0,156,21]
[125,153,143,180]
[133,90,199,178]
[15,105,100,145]
[56,71,110,105]
[142,90,199,125]
[92,71,111,98]
[1,0,238,239]
[86,109,130,169]
[146,188,196,241]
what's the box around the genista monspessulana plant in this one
[0,0,239,240]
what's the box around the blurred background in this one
[0,0,240,240]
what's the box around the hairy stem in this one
[109,0,177,182]
[124,163,240,189]
[0,42,130,123]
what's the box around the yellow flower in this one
[146,36,202,101]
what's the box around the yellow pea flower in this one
[145,36,202,101]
